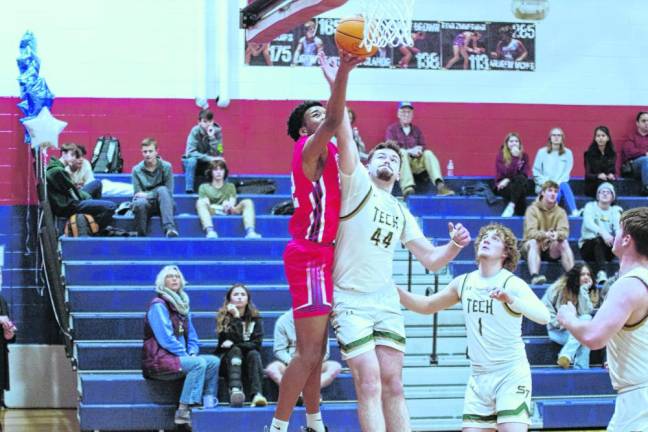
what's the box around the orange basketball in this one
[334,16,378,57]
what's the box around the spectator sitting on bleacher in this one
[621,111,648,195]
[532,127,580,216]
[584,126,616,198]
[196,159,261,239]
[215,283,268,408]
[182,109,224,194]
[65,144,102,199]
[542,263,594,369]
[142,265,220,428]
[494,132,534,217]
[385,102,454,197]
[132,137,178,237]
[522,180,574,285]
[348,108,368,163]
[264,310,341,396]
[579,182,622,285]
[46,143,116,233]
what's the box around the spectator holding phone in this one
[215,284,267,408]
[182,109,224,193]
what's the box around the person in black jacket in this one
[215,283,267,408]
[584,126,616,198]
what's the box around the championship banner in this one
[245,19,535,72]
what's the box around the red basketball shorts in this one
[283,239,334,319]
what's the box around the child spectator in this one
[532,127,579,216]
[215,284,267,408]
[621,111,648,195]
[65,144,102,199]
[579,182,622,285]
[182,109,223,193]
[46,143,116,232]
[142,265,220,428]
[542,264,594,369]
[584,126,616,198]
[132,137,178,237]
[196,159,261,239]
[347,108,368,163]
[522,181,574,285]
[494,132,533,217]
[385,102,454,197]
[264,310,341,394]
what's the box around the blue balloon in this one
[16,31,55,143]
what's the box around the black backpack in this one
[91,135,124,173]
[271,200,294,215]
[234,179,277,195]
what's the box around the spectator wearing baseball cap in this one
[579,182,622,285]
[385,102,454,197]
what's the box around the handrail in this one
[426,273,440,366]
[33,150,74,361]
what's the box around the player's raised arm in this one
[490,278,550,325]
[557,277,642,350]
[317,51,364,176]
[406,222,471,272]
[398,278,461,315]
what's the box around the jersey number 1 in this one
[371,228,393,248]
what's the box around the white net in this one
[357,0,416,50]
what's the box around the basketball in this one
[335,16,378,57]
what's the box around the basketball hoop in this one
[357,0,415,50]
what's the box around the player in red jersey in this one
[268,52,364,432]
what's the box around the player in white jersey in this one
[331,139,471,432]
[558,207,648,431]
[316,67,471,429]
[399,223,550,431]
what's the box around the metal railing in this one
[406,250,441,366]
[33,151,74,361]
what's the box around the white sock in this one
[270,418,289,432]
[306,412,325,432]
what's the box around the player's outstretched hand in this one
[338,50,366,70]
[489,287,512,304]
[557,301,577,327]
[448,222,471,248]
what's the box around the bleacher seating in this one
[61,175,636,431]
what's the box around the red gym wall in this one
[0,96,642,205]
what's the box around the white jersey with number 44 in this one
[333,165,424,294]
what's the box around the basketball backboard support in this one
[241,0,348,43]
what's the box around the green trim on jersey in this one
[340,186,372,221]
[339,330,406,355]
[503,302,522,317]
[374,330,406,346]
[462,413,497,422]
[339,333,374,355]
[459,273,470,300]
[623,275,648,330]
[463,402,530,422]
[497,402,531,418]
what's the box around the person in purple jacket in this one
[142,265,220,428]
[494,132,534,217]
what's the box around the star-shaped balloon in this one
[21,107,67,150]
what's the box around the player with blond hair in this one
[399,223,550,431]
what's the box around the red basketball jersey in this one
[288,135,341,244]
